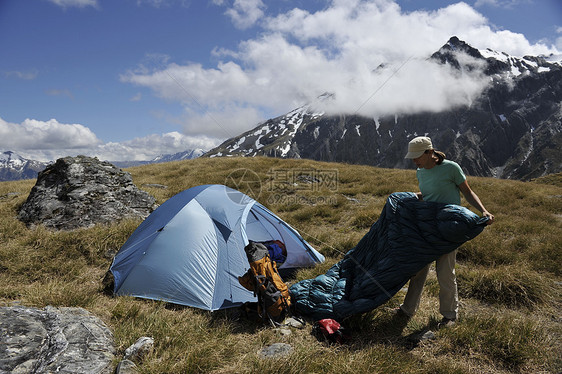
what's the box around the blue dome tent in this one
[110,184,324,311]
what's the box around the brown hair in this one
[425,149,446,165]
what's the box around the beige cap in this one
[405,136,433,159]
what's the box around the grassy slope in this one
[0,157,560,373]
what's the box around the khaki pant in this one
[399,250,458,320]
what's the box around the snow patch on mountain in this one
[479,46,557,78]
[0,151,49,181]
[208,103,325,158]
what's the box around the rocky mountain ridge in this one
[0,151,49,181]
[204,37,562,181]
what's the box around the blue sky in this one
[1,0,560,162]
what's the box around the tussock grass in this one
[350,208,380,229]
[438,311,550,372]
[457,264,556,309]
[1,156,561,373]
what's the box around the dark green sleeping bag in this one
[289,192,488,321]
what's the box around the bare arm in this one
[458,180,494,224]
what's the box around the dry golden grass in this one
[0,157,560,373]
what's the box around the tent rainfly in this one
[110,184,324,311]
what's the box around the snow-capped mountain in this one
[205,36,562,181]
[207,104,325,159]
[150,148,206,163]
[0,151,49,181]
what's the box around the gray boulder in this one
[0,306,115,374]
[114,336,154,373]
[17,155,157,230]
[258,343,293,358]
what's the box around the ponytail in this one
[434,150,446,165]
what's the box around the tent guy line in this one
[297,225,395,300]
[353,55,414,115]
[306,54,414,162]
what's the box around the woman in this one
[399,136,494,327]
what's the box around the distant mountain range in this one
[0,149,206,182]
[204,36,562,181]
[110,149,206,169]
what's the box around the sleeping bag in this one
[289,192,488,321]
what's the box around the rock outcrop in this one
[17,155,157,230]
[0,306,115,374]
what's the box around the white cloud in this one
[122,0,560,136]
[556,27,562,52]
[315,54,490,116]
[474,0,527,8]
[135,0,191,8]
[474,0,497,6]
[130,93,142,102]
[181,105,265,138]
[47,0,99,9]
[0,118,101,152]
[224,0,266,29]
[4,69,38,80]
[92,132,218,161]
[0,117,218,162]
[265,1,554,58]
[46,89,74,99]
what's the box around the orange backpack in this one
[239,241,291,324]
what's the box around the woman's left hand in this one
[483,211,494,224]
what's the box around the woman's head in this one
[405,136,446,168]
[405,136,433,159]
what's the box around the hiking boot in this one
[437,317,456,329]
